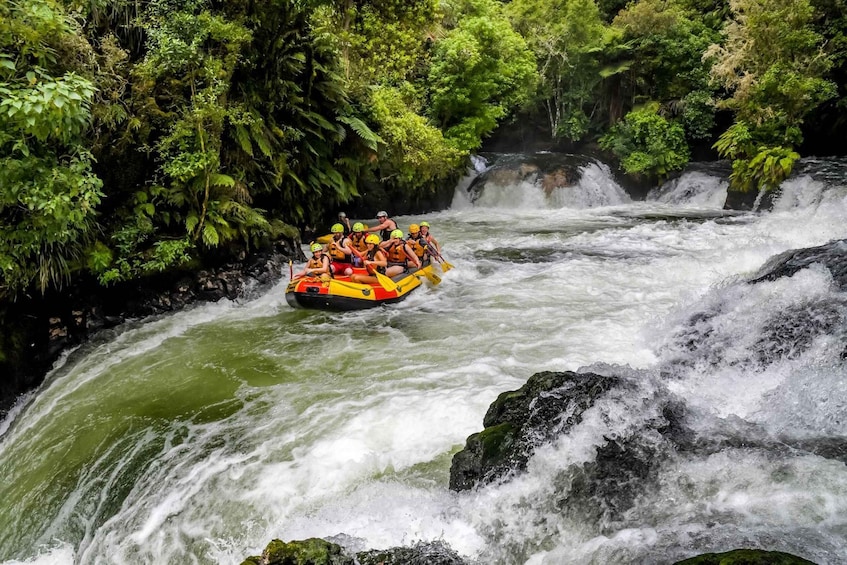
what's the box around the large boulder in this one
[241,538,353,565]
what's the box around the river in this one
[1,156,846,564]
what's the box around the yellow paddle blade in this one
[439,261,454,272]
[374,270,399,292]
[417,268,441,285]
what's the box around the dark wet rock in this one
[749,239,847,289]
[673,548,817,564]
[241,537,354,565]
[724,188,775,211]
[450,371,619,491]
[356,541,468,565]
[0,241,297,418]
[466,153,599,202]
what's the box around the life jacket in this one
[307,254,329,272]
[350,233,368,254]
[379,219,397,242]
[366,248,386,274]
[385,240,407,265]
[328,237,350,261]
[407,234,428,260]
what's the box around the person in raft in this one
[380,228,421,276]
[337,211,352,235]
[348,222,369,267]
[351,234,388,284]
[327,223,354,276]
[419,221,441,254]
[294,243,331,279]
[366,210,397,242]
[406,223,430,266]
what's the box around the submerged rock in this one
[673,548,817,564]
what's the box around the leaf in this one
[202,224,220,246]
[599,61,632,78]
[338,115,384,151]
[234,125,253,156]
[208,173,235,187]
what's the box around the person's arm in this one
[366,221,388,233]
[429,236,441,254]
[366,250,387,269]
[404,244,421,268]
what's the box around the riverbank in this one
[0,239,300,418]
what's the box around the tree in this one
[429,0,538,151]
[705,0,836,190]
[507,0,607,141]
[599,104,690,177]
[0,0,103,297]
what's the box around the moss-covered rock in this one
[449,371,618,491]
[242,538,354,565]
[673,548,817,565]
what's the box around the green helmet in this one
[352,222,365,233]
[310,243,323,253]
[390,229,403,239]
[420,221,430,228]
[331,223,344,233]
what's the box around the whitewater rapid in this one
[2,157,846,564]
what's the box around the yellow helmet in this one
[352,222,365,233]
[310,243,323,253]
[420,221,430,228]
[331,223,344,233]
[390,229,403,239]
[365,234,380,245]
[409,224,420,233]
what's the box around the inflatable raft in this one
[285,264,439,311]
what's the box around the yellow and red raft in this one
[285,264,439,311]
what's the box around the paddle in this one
[426,242,454,272]
[349,247,399,292]
[414,265,441,285]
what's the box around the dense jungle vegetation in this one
[1,0,846,306]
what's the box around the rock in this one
[673,548,817,564]
[356,541,468,565]
[241,539,468,565]
[242,538,354,565]
[749,239,847,289]
[449,371,618,491]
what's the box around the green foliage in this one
[706,0,836,134]
[611,0,719,122]
[367,86,465,192]
[429,0,538,150]
[0,0,104,297]
[600,106,690,176]
[713,122,799,192]
[506,0,605,141]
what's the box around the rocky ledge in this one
[0,240,300,417]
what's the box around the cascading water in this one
[1,157,846,564]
